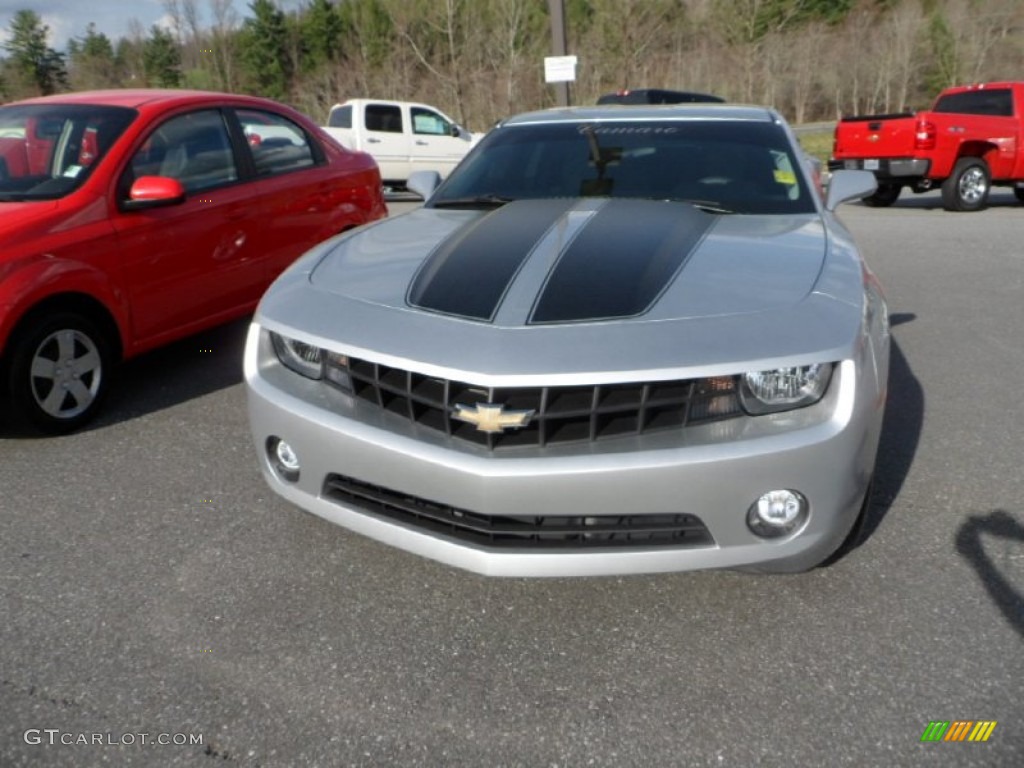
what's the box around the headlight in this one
[739,363,833,415]
[270,332,323,379]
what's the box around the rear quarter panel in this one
[256,147,386,281]
[926,112,1020,178]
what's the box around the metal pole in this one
[548,0,570,107]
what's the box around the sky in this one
[0,0,305,51]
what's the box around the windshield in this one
[430,119,816,215]
[0,104,136,201]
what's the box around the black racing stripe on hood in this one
[530,199,714,324]
[408,198,577,321]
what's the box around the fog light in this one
[747,489,807,538]
[268,436,300,482]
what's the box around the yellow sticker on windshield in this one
[774,169,797,185]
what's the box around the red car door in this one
[235,107,359,283]
[110,108,267,347]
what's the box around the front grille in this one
[323,474,715,550]
[328,355,741,450]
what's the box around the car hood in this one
[261,198,863,379]
[310,198,826,324]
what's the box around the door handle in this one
[415,140,428,145]
[367,137,382,143]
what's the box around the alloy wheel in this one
[29,328,104,419]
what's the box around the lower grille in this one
[323,473,715,550]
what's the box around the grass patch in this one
[797,130,834,167]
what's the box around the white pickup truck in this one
[323,99,479,189]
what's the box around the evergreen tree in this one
[240,0,291,99]
[337,0,392,70]
[115,34,147,86]
[2,10,68,95]
[304,0,344,69]
[143,26,183,87]
[69,23,119,89]
[925,9,959,93]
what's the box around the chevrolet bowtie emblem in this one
[453,402,535,434]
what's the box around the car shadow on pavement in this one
[955,510,1024,638]
[864,188,1021,211]
[860,314,923,543]
[99,316,251,427]
[0,316,251,438]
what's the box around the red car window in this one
[122,109,238,196]
[237,108,317,177]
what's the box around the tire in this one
[941,157,990,211]
[819,481,874,568]
[4,312,114,434]
[862,182,900,207]
[1014,187,1024,203]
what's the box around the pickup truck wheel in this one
[4,312,113,434]
[862,183,900,207]
[1014,188,1024,203]
[941,158,990,211]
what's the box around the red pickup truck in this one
[829,82,1024,211]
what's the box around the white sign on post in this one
[544,55,578,83]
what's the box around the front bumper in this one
[828,157,931,180]
[245,325,884,577]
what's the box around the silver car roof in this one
[499,104,781,126]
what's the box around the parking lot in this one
[1,191,1022,766]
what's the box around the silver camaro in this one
[244,105,888,576]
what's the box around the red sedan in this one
[0,89,387,433]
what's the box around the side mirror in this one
[825,170,877,211]
[449,124,461,138]
[407,170,442,201]
[122,175,187,211]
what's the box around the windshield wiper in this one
[430,193,515,209]
[666,198,736,215]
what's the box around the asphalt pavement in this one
[1,189,1021,767]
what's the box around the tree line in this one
[2,0,1023,129]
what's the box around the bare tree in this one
[182,0,205,74]
[209,0,238,91]
[382,0,472,123]
[776,22,829,124]
[941,0,1024,84]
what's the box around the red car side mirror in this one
[123,175,187,210]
